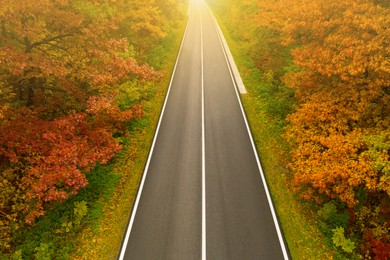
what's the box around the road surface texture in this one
[119,1,289,259]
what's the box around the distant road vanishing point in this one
[118,0,289,259]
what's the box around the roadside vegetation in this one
[0,0,187,258]
[208,0,389,259]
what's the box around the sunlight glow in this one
[191,0,204,7]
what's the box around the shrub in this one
[332,227,355,254]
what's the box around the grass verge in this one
[71,16,188,260]
[212,9,335,260]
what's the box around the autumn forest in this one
[1,0,389,259]
[0,0,185,257]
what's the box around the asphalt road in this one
[119,1,289,259]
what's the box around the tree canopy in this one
[0,0,183,253]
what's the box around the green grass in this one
[211,8,335,260]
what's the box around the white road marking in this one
[206,5,290,260]
[118,15,191,260]
[200,12,207,260]
[204,6,246,94]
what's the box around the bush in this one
[317,201,350,229]
[34,243,55,260]
[332,227,355,254]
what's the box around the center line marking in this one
[200,10,206,260]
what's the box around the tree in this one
[0,0,160,112]
[0,1,164,252]
[259,0,389,206]
[258,0,389,256]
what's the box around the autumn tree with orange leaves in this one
[259,0,389,257]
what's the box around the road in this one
[119,1,289,259]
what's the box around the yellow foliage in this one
[260,0,389,207]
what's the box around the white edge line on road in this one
[118,15,190,260]
[204,6,246,94]
[200,12,207,260]
[206,5,290,260]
